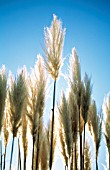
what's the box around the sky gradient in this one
[0,0,110,169]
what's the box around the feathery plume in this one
[9,69,27,137]
[81,73,92,124]
[44,14,65,170]
[44,14,66,80]
[59,92,72,162]
[4,95,9,147]
[59,123,68,168]
[69,47,81,90]
[0,65,7,133]
[8,68,27,170]
[88,100,102,170]
[22,113,28,170]
[40,133,49,170]
[81,73,92,169]
[69,47,82,170]
[26,55,47,170]
[84,141,91,170]
[3,104,9,170]
[103,93,110,169]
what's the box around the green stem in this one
[49,80,56,170]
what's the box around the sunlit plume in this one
[69,47,81,84]
[0,65,7,133]
[44,14,66,80]
[102,93,110,123]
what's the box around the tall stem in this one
[96,154,98,170]
[17,138,21,170]
[24,152,26,170]
[0,139,2,170]
[32,137,35,170]
[3,145,7,170]
[49,80,56,170]
[10,136,14,170]
[83,122,86,170]
[79,104,82,170]
[109,153,110,170]
[36,120,40,170]
[80,133,82,170]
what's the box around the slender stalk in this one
[49,80,56,170]
[3,146,6,170]
[18,138,21,170]
[24,152,26,170]
[10,136,14,170]
[109,153,110,170]
[80,133,82,170]
[36,121,40,170]
[79,104,82,170]
[32,137,35,170]
[0,139,2,170]
[96,154,98,170]
[83,122,86,170]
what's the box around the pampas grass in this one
[68,89,79,170]
[44,14,65,170]
[69,47,82,170]
[3,91,10,170]
[81,73,92,169]
[0,65,7,133]
[40,129,49,170]
[8,68,27,170]
[58,92,72,169]
[44,14,65,80]
[84,141,91,170]
[22,113,28,170]
[59,123,68,169]
[88,100,102,170]
[26,55,47,170]
[103,93,110,169]
[0,14,110,170]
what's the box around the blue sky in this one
[0,0,110,169]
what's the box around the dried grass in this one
[44,14,65,80]
[84,141,91,170]
[58,92,72,158]
[81,73,92,124]
[88,100,102,158]
[27,55,47,136]
[8,68,27,137]
[0,65,7,133]
[22,113,28,156]
[104,94,110,154]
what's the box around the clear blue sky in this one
[0,0,110,169]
